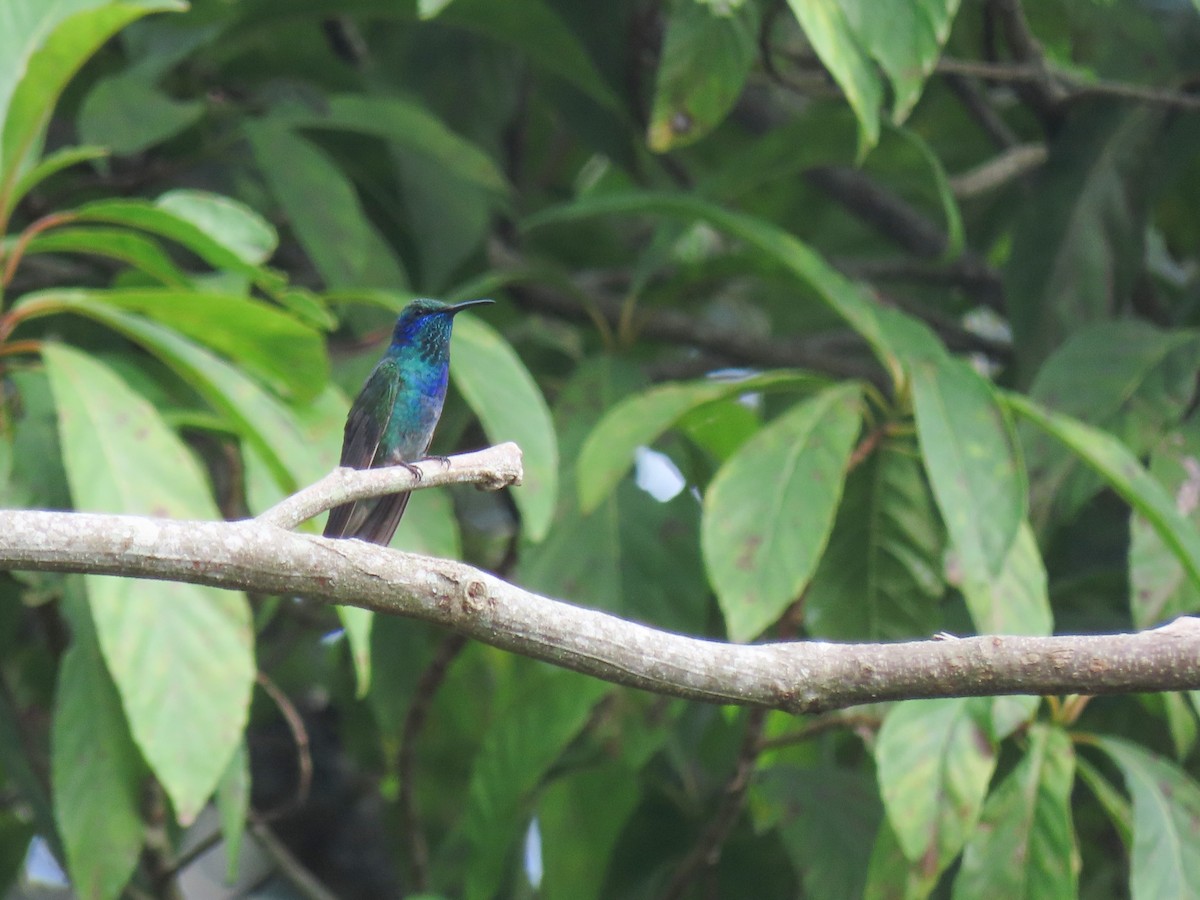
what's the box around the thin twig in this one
[398,632,468,892]
[757,712,883,751]
[254,671,313,821]
[248,815,341,900]
[155,828,225,886]
[0,339,42,358]
[257,443,524,530]
[939,57,1200,112]
[0,212,78,288]
[949,143,1049,199]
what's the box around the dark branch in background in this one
[937,57,1200,113]
[248,815,340,900]
[254,672,313,821]
[757,711,882,751]
[942,72,1020,149]
[805,167,953,260]
[488,255,886,386]
[986,0,1070,125]
[3,476,1200,714]
[494,249,1006,375]
[801,167,1005,311]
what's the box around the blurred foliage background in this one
[2,0,1200,897]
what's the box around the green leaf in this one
[699,102,858,200]
[0,813,34,898]
[463,667,610,900]
[0,656,58,862]
[524,479,707,630]
[1075,753,1132,849]
[912,355,1025,584]
[439,0,622,113]
[0,0,184,214]
[863,814,940,900]
[23,298,329,495]
[214,742,250,882]
[577,370,823,514]
[1005,108,1167,379]
[283,94,509,195]
[52,591,145,900]
[18,287,329,402]
[840,0,962,122]
[703,382,862,641]
[451,313,558,542]
[1007,392,1200,594]
[876,698,997,871]
[6,145,108,215]
[245,119,407,290]
[77,70,202,155]
[518,357,708,632]
[392,488,462,558]
[990,695,1041,743]
[647,0,757,151]
[395,149,492,293]
[279,92,508,291]
[806,437,945,640]
[953,724,1080,900]
[25,228,189,286]
[340,606,374,698]
[677,396,761,462]
[785,0,883,153]
[277,287,338,331]
[1095,736,1200,900]
[1024,321,1200,530]
[73,197,276,286]
[1130,414,1200,628]
[155,190,279,266]
[885,124,965,259]
[5,369,71,509]
[1159,691,1199,762]
[337,487,463,695]
[537,763,640,900]
[959,519,1052,637]
[757,766,882,899]
[43,342,254,824]
[418,0,455,18]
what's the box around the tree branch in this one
[949,143,1049,199]
[2,500,1200,714]
[257,443,524,529]
[938,57,1200,113]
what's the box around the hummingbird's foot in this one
[427,454,452,468]
[400,461,424,483]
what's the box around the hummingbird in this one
[323,297,494,545]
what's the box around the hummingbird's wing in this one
[323,357,410,543]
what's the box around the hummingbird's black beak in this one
[446,298,494,315]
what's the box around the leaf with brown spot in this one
[703,382,862,642]
[954,724,1079,899]
[42,342,253,826]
